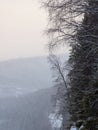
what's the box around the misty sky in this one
[0,0,48,61]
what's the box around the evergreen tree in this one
[44,0,98,129]
[69,1,98,129]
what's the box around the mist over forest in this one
[0,57,56,130]
[0,0,98,130]
[0,57,52,97]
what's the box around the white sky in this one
[0,0,48,61]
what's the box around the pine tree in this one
[44,0,98,129]
[68,1,98,129]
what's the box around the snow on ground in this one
[49,113,62,129]
[48,100,63,129]
[70,126,77,130]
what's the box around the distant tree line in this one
[43,0,98,130]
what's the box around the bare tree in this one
[49,54,68,89]
[48,54,70,130]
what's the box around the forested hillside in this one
[0,57,52,97]
[0,87,55,130]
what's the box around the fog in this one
[0,1,69,130]
[0,57,53,97]
[0,56,55,130]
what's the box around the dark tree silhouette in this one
[44,0,98,129]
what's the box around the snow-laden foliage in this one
[44,0,98,129]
